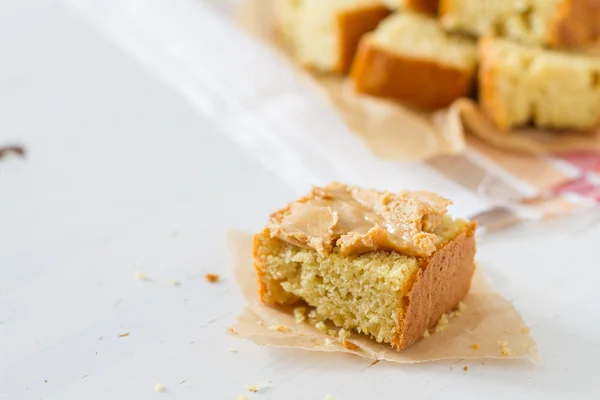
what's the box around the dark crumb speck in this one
[0,145,25,159]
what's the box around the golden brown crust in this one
[335,5,392,74]
[393,221,477,350]
[350,39,475,110]
[405,0,439,15]
[548,0,600,48]
[477,38,510,130]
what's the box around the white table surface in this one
[1,1,600,399]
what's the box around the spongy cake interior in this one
[255,216,470,344]
[370,12,476,70]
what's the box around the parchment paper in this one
[237,0,600,160]
[227,231,541,364]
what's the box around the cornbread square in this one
[350,12,477,110]
[274,0,391,74]
[381,0,439,14]
[440,0,600,48]
[479,37,600,130]
[253,183,477,350]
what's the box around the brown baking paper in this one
[227,231,541,364]
[237,0,600,160]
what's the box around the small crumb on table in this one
[338,328,350,340]
[498,340,511,356]
[246,384,259,393]
[324,395,336,400]
[268,325,289,332]
[0,145,26,159]
[293,307,307,323]
[228,347,238,353]
[205,273,220,283]
[227,327,237,335]
[154,383,166,392]
[237,395,248,400]
[118,332,130,338]
[341,340,360,350]
[463,366,468,371]
[315,321,328,332]
[169,279,180,286]
[135,271,148,281]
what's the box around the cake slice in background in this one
[350,12,477,109]
[440,0,600,48]
[274,0,391,73]
[253,183,477,350]
[479,37,600,131]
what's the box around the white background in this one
[1,0,599,398]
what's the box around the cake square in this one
[350,12,477,110]
[253,183,476,350]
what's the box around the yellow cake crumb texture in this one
[498,340,512,356]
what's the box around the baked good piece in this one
[380,0,439,14]
[350,12,477,110]
[253,183,477,350]
[274,0,391,74]
[479,37,600,130]
[440,0,600,48]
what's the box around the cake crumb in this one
[432,313,450,333]
[423,329,430,338]
[338,328,350,340]
[268,325,289,332]
[169,279,181,286]
[135,271,148,281]
[471,343,480,350]
[463,366,468,371]
[341,340,360,350]
[118,332,130,338]
[247,384,259,393]
[238,395,248,400]
[438,313,449,325]
[315,321,328,332]
[205,273,220,283]
[228,347,238,353]
[498,341,511,356]
[324,395,336,400]
[227,327,237,335]
[154,383,166,392]
[293,307,307,323]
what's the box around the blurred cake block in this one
[479,37,600,130]
[274,0,391,73]
[350,12,477,109]
[440,0,600,48]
